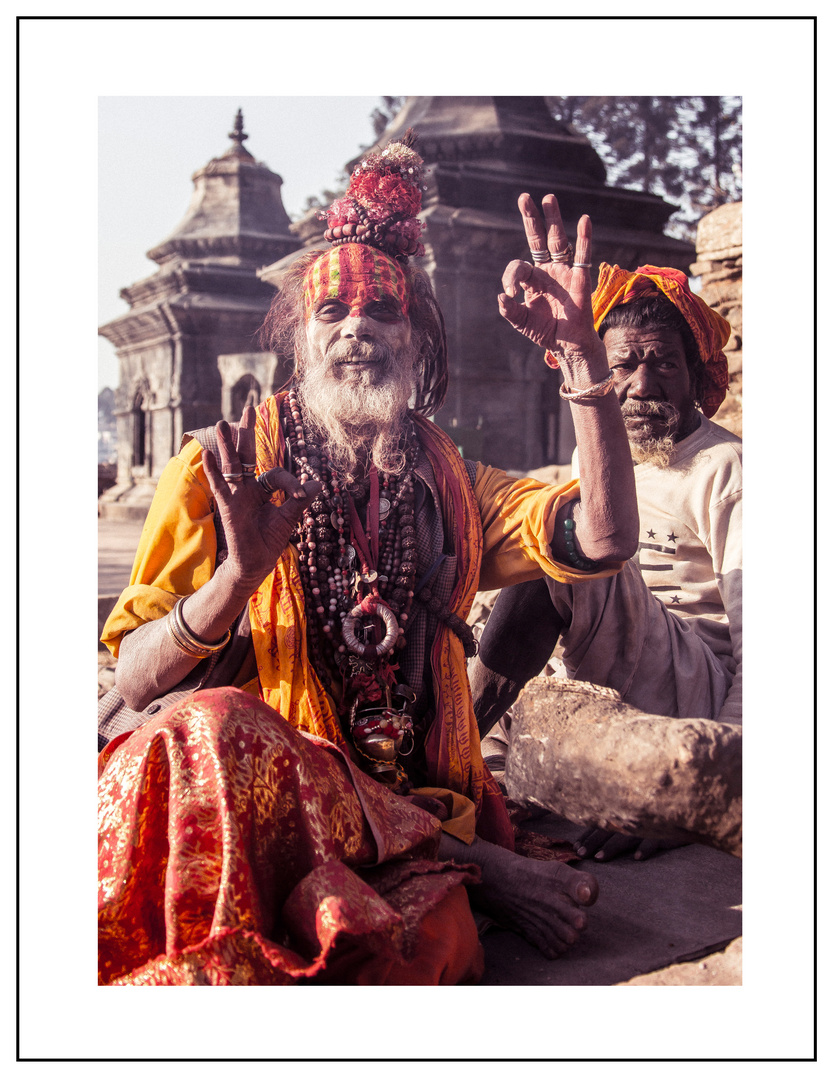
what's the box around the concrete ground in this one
[98,516,741,986]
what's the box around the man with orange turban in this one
[98,140,642,983]
[473,199,742,862]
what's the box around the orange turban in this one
[591,263,732,418]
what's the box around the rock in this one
[504,676,742,857]
[618,936,742,986]
[695,202,742,256]
[691,202,743,438]
[468,589,501,628]
[98,649,117,699]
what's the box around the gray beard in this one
[622,400,680,469]
[296,338,418,484]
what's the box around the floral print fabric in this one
[98,688,480,985]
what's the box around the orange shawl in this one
[249,395,513,849]
[591,262,732,418]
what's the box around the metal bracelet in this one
[167,597,231,658]
[559,371,615,401]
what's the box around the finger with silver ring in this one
[541,194,572,262]
[518,193,549,258]
[573,214,594,271]
[233,405,259,475]
[530,249,552,264]
[257,472,279,494]
[215,418,244,481]
[550,243,574,265]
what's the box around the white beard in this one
[296,338,418,484]
[622,400,680,469]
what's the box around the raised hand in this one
[499,194,607,382]
[202,405,321,594]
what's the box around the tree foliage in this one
[300,97,741,240]
[546,96,742,239]
[369,97,406,142]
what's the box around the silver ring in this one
[222,472,244,483]
[257,472,278,494]
[530,249,551,263]
[241,463,257,474]
[550,244,574,264]
[573,262,593,270]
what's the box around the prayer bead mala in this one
[281,390,419,700]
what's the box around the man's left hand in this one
[575,827,685,862]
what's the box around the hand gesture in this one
[499,194,607,381]
[202,405,321,594]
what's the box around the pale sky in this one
[98,96,383,390]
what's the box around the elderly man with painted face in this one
[472,213,741,864]
[97,141,640,986]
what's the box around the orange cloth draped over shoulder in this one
[250,394,515,851]
[591,262,733,418]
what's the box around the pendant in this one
[338,544,356,570]
[378,497,391,520]
[341,599,400,657]
[350,703,414,764]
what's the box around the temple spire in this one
[224,109,254,160]
[229,109,248,148]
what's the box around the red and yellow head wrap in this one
[303,244,410,321]
[592,263,732,417]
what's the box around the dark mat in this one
[479,814,742,986]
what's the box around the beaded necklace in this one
[282,389,420,778]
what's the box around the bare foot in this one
[439,833,598,959]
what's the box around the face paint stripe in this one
[303,244,409,320]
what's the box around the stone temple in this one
[100,98,696,518]
[99,111,301,517]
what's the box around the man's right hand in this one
[115,405,320,712]
[202,406,321,597]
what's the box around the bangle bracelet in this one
[167,617,207,658]
[562,504,598,571]
[559,371,615,401]
[166,597,232,658]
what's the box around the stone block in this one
[695,203,742,257]
[504,677,742,857]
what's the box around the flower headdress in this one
[321,129,426,260]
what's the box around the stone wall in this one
[690,202,742,437]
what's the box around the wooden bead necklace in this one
[282,390,420,759]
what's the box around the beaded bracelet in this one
[562,505,598,571]
[559,371,615,401]
[166,597,232,658]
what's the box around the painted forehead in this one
[303,245,409,320]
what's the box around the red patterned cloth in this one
[98,688,482,985]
